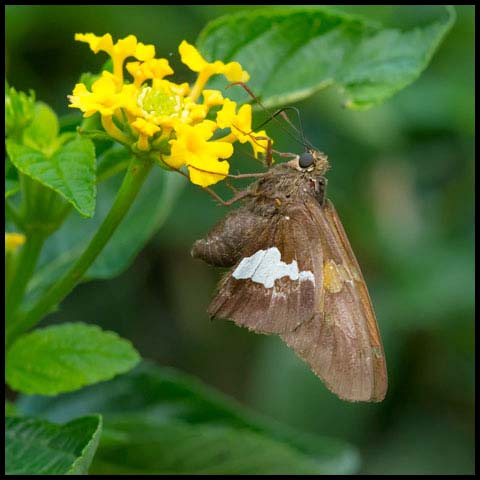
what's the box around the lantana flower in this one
[5,233,26,253]
[68,33,269,187]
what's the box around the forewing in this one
[281,198,388,402]
[208,204,321,334]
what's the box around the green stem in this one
[5,232,45,327]
[5,200,25,231]
[19,174,33,218]
[6,156,154,348]
[97,160,130,184]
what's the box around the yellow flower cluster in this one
[68,33,269,187]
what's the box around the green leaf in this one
[5,401,17,417]
[25,168,184,306]
[5,84,36,136]
[23,102,59,152]
[6,136,96,217]
[18,362,359,474]
[5,414,102,475]
[5,177,20,198]
[197,5,455,110]
[93,419,326,474]
[5,158,20,199]
[6,323,140,395]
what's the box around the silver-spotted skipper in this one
[191,119,387,402]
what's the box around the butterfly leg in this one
[202,186,252,207]
[315,177,328,206]
[225,179,239,194]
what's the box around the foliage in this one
[5,414,102,475]
[198,6,455,109]
[19,362,359,474]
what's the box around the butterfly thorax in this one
[247,150,330,213]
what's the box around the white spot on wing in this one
[299,271,315,282]
[233,247,315,288]
[230,249,267,279]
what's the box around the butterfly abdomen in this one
[191,206,271,268]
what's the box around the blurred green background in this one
[6,5,474,475]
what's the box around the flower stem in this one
[5,232,45,325]
[101,115,130,145]
[5,200,25,231]
[6,156,154,348]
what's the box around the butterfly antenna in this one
[254,106,315,151]
[227,82,315,151]
[281,106,315,151]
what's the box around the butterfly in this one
[191,139,387,402]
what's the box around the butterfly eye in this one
[299,151,314,169]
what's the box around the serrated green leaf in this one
[24,168,184,306]
[197,5,455,110]
[23,102,59,152]
[19,362,359,474]
[6,323,140,395]
[5,414,102,475]
[6,136,96,217]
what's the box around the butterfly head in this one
[289,149,330,176]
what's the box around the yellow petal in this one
[114,35,139,59]
[204,140,234,160]
[135,42,156,61]
[222,61,250,82]
[179,40,207,72]
[75,33,113,55]
[216,99,238,129]
[248,129,270,159]
[216,100,253,142]
[152,80,190,97]
[127,58,173,87]
[233,104,252,140]
[165,138,188,169]
[187,155,230,187]
[91,72,119,95]
[187,103,208,122]
[202,89,224,107]
[131,118,160,137]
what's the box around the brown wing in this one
[280,198,387,402]
[208,203,321,334]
